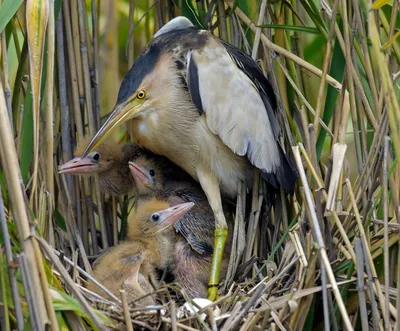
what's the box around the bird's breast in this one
[128,116,200,177]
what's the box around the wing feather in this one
[220,40,281,139]
[187,37,281,172]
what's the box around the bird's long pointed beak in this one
[129,161,151,187]
[81,101,142,158]
[58,157,98,174]
[158,202,195,226]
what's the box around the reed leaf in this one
[25,0,49,207]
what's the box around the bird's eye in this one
[91,152,100,162]
[151,213,160,222]
[137,90,146,99]
[149,169,155,177]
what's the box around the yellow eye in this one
[137,90,146,99]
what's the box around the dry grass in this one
[0,0,399,330]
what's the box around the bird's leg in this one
[197,169,228,301]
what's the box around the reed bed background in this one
[0,0,399,330]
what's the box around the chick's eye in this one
[151,214,160,222]
[91,152,100,162]
[149,169,155,177]
[137,90,146,99]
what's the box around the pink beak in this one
[129,161,152,187]
[156,202,195,226]
[58,156,98,174]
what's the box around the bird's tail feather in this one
[260,144,298,206]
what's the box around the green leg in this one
[207,227,228,300]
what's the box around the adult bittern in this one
[58,138,145,196]
[81,16,298,299]
[88,199,194,301]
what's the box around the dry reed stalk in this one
[360,237,382,330]
[225,181,246,288]
[313,0,340,133]
[56,6,75,239]
[31,237,59,331]
[37,236,106,330]
[0,31,12,132]
[383,137,390,327]
[128,0,135,67]
[368,3,400,184]
[60,174,93,275]
[289,248,318,329]
[62,1,84,139]
[112,197,118,245]
[121,290,134,331]
[91,0,101,129]
[70,0,85,99]
[26,0,50,209]
[336,0,356,147]
[244,173,260,261]
[0,67,49,328]
[345,179,396,321]
[0,246,10,331]
[225,1,346,92]
[19,253,43,330]
[77,0,109,249]
[62,0,96,253]
[292,146,353,330]
[0,188,24,331]
[298,143,356,261]
[276,59,333,137]
[326,143,347,211]
[354,239,369,331]
[45,0,55,247]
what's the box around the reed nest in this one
[0,0,399,330]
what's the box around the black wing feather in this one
[186,54,204,115]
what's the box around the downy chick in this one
[87,200,194,301]
[121,253,156,305]
[58,137,144,196]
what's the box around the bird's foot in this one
[207,227,228,301]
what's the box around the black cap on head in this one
[116,45,161,104]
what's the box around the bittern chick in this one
[129,155,217,250]
[80,17,298,299]
[87,199,194,301]
[87,243,155,303]
[58,137,144,196]
[129,156,232,298]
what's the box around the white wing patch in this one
[188,40,280,172]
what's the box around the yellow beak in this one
[81,99,142,157]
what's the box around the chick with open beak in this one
[58,137,146,196]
